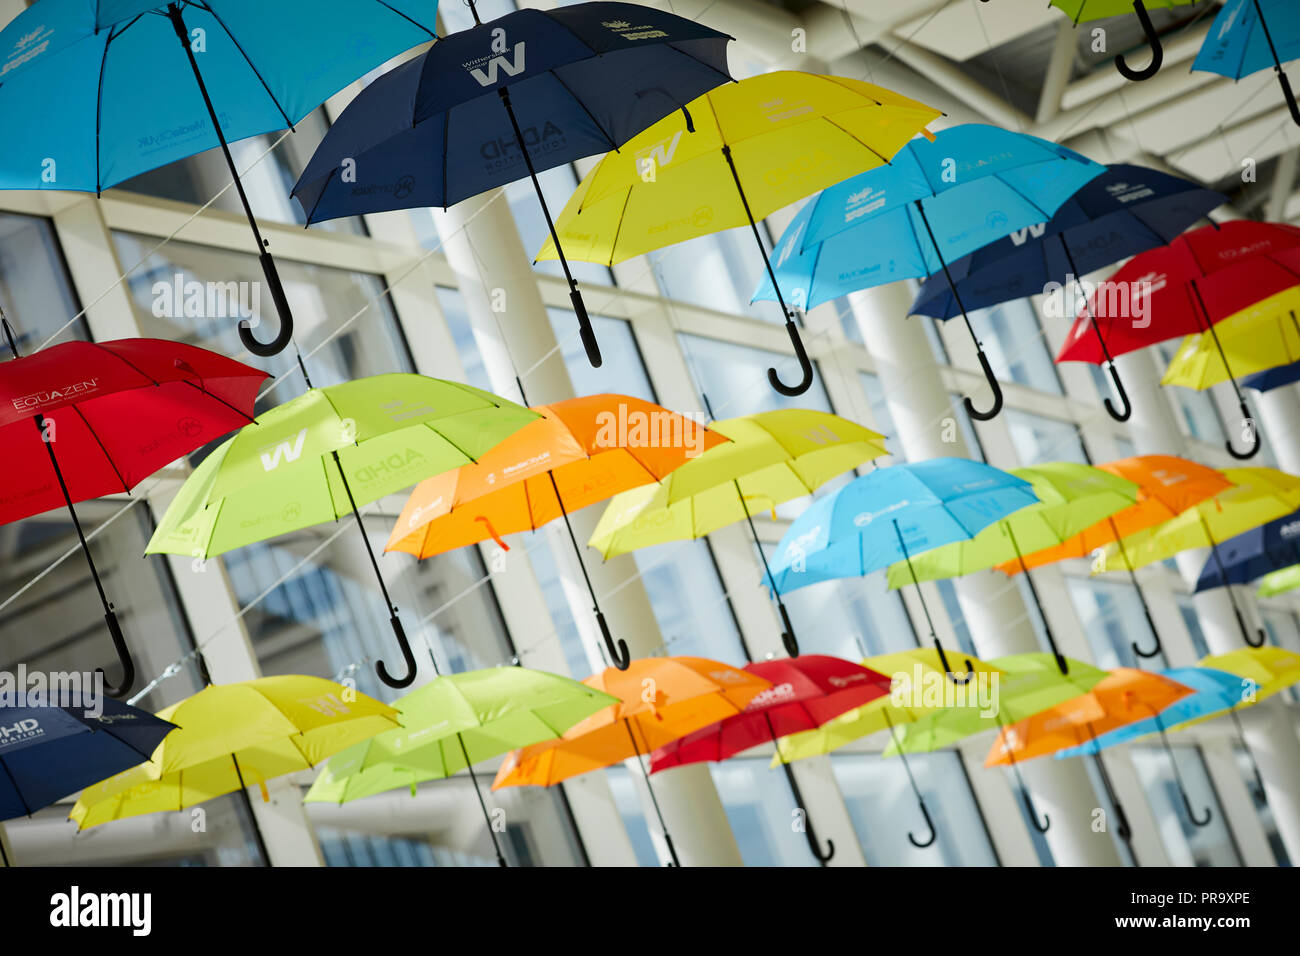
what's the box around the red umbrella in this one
[649,654,890,865]
[1,318,267,695]
[1056,221,1300,460]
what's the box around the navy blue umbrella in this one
[0,695,176,841]
[1193,507,1300,592]
[1242,361,1300,393]
[293,0,732,370]
[910,164,1225,422]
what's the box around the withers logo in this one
[259,429,308,472]
[1008,222,1047,246]
[634,130,684,170]
[467,43,526,86]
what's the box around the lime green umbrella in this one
[885,462,1139,674]
[304,666,618,866]
[147,367,538,688]
[1258,563,1300,598]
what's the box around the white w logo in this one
[469,43,526,86]
[635,130,684,170]
[802,425,841,445]
[1008,222,1047,246]
[260,428,308,472]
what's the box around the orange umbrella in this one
[986,667,1194,863]
[386,393,726,669]
[995,455,1232,660]
[492,656,771,865]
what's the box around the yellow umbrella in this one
[1161,286,1300,390]
[536,70,940,395]
[69,676,398,841]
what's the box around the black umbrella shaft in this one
[1109,515,1161,633]
[721,145,795,320]
[891,519,938,639]
[622,719,681,866]
[735,479,784,600]
[1059,238,1119,364]
[544,470,604,613]
[330,451,398,613]
[231,753,274,866]
[1187,279,1247,405]
[36,415,112,614]
[882,707,925,801]
[1004,522,1067,671]
[456,733,507,866]
[1252,0,1285,68]
[914,200,981,345]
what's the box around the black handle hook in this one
[1277,69,1300,127]
[1114,1,1164,82]
[963,349,1004,421]
[570,286,603,369]
[1022,787,1051,833]
[1103,362,1133,421]
[96,609,136,698]
[907,799,938,848]
[934,641,975,685]
[596,609,632,670]
[805,827,835,863]
[1244,625,1267,648]
[777,601,800,658]
[1131,635,1162,659]
[376,613,418,688]
[1226,402,1261,460]
[768,319,814,396]
[1182,789,1213,828]
[240,251,295,356]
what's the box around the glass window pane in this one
[0,213,84,348]
[650,230,784,325]
[970,299,1061,394]
[1005,408,1088,465]
[1067,576,1166,669]
[1129,745,1242,866]
[678,332,832,417]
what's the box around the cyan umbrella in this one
[1053,666,1249,828]
[767,458,1039,680]
[1193,507,1300,591]
[293,0,733,371]
[910,164,1225,422]
[754,124,1104,420]
[1194,0,1300,126]
[0,0,442,356]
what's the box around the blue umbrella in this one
[754,124,1104,420]
[1054,666,1249,828]
[1242,361,1300,392]
[1194,0,1300,126]
[292,0,732,371]
[0,0,442,357]
[767,457,1039,680]
[910,165,1225,422]
[1193,507,1300,591]
[0,695,176,838]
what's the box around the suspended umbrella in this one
[987,667,1195,863]
[1193,507,1300,592]
[293,0,735,371]
[386,391,725,670]
[909,163,1225,421]
[588,408,889,658]
[1051,1,1201,81]
[1194,0,1300,126]
[1241,359,1300,393]
[772,648,1006,851]
[144,359,538,688]
[1258,563,1300,596]
[304,666,620,867]
[534,70,941,396]
[492,656,771,866]
[755,124,1104,419]
[69,676,398,851]
[884,653,1110,834]
[0,0,445,356]
[648,655,891,865]
[996,455,1233,660]
[1162,286,1300,390]
[765,458,1040,681]
[1057,220,1300,460]
[0,696,177,836]
[1097,467,1300,648]
[884,462,1140,675]
[0,317,266,695]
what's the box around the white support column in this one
[432,189,744,866]
[849,282,1124,867]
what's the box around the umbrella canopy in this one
[1258,563,1300,597]
[0,695,176,823]
[1193,647,1300,707]
[69,676,398,831]
[535,69,940,395]
[1242,360,1300,393]
[909,164,1224,421]
[1193,507,1300,591]
[1161,286,1300,390]
[145,372,538,687]
[1052,1,1200,81]
[293,1,734,370]
[1057,220,1300,459]
[0,0,443,355]
[1194,0,1300,125]
[0,322,267,694]
[755,124,1104,419]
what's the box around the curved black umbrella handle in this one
[1243,625,1268,648]
[1182,789,1213,828]
[1114,1,1164,82]
[908,799,938,848]
[777,601,800,658]
[963,349,1004,421]
[376,613,418,688]
[596,609,632,670]
[97,609,136,698]
[240,251,295,357]
[570,287,603,369]
[1113,801,1132,841]
[1103,362,1133,422]
[805,826,835,863]
[1132,604,1163,659]
[1227,403,1261,460]
[935,641,976,685]
[768,319,814,397]
[1022,788,1051,833]
[1277,69,1300,127]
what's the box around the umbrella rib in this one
[0,754,34,818]
[196,2,296,130]
[820,116,890,167]
[69,403,131,495]
[546,69,619,153]
[175,378,258,424]
[86,341,160,387]
[369,0,438,39]
[604,187,634,269]
[322,454,340,519]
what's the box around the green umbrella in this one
[303,666,620,866]
[1258,563,1300,598]
[885,462,1139,674]
[147,365,538,688]
[885,652,1109,832]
